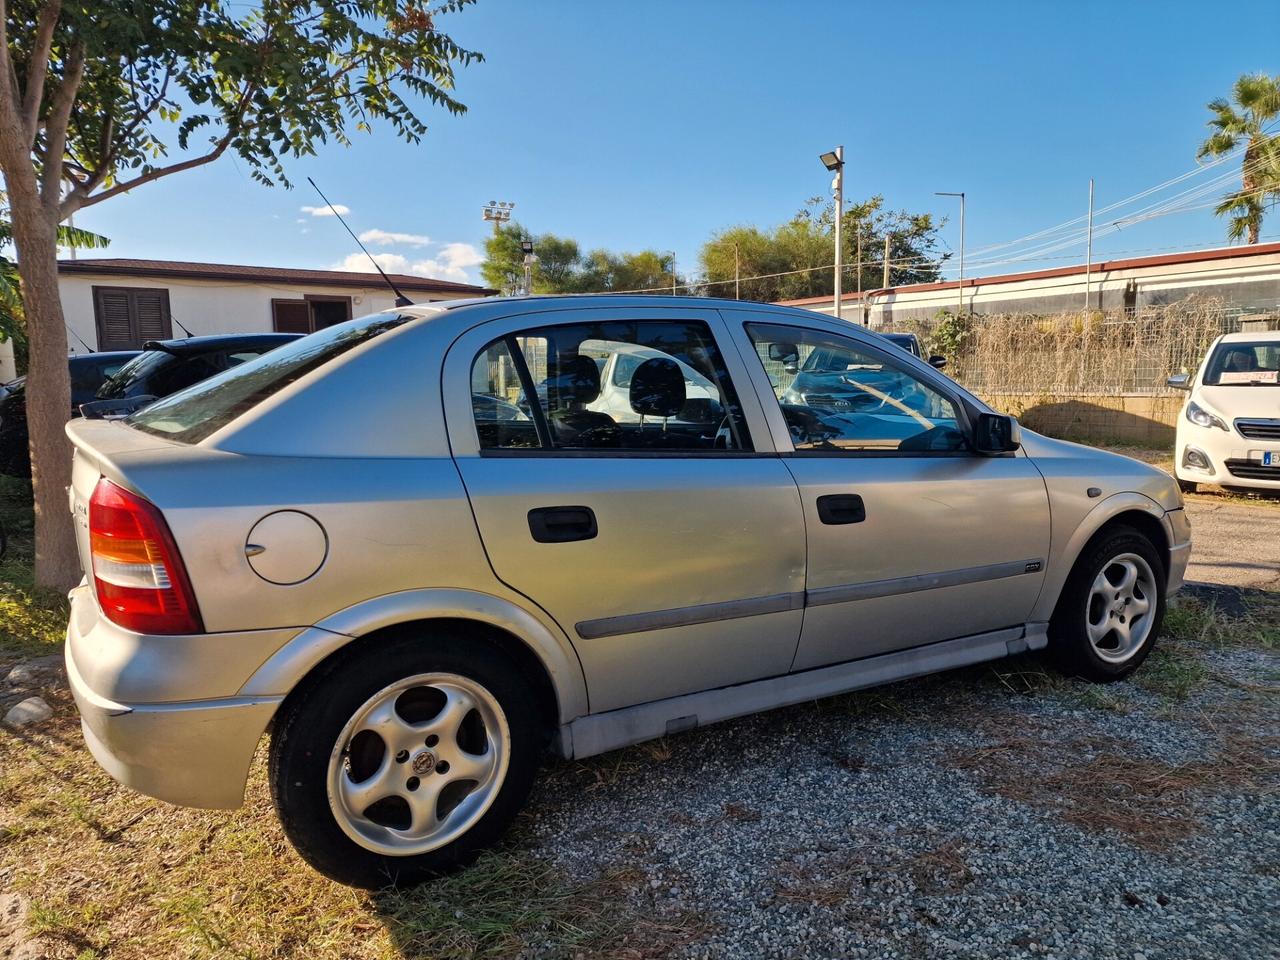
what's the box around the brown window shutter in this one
[272,299,312,334]
[134,289,172,342]
[93,286,172,349]
[94,288,134,350]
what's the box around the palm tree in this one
[1197,73,1280,244]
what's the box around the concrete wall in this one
[58,273,472,352]
[984,393,1182,446]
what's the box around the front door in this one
[734,317,1051,671]
[445,307,806,713]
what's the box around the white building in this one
[57,258,494,352]
[778,242,1280,325]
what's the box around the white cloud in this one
[358,228,430,247]
[328,242,484,284]
[410,242,484,283]
[329,252,410,274]
[300,204,350,217]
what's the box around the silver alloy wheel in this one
[1085,552,1156,664]
[326,673,510,856]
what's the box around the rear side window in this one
[471,319,752,452]
[128,314,409,443]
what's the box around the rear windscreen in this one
[127,314,410,443]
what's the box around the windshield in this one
[882,333,920,356]
[1203,340,1280,386]
[96,351,179,399]
[128,313,410,442]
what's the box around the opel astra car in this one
[65,296,1190,888]
[1170,330,1280,492]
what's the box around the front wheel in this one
[269,630,542,888]
[1049,526,1166,682]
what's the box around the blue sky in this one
[70,0,1280,288]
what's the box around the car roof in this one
[1218,330,1280,344]
[142,333,304,354]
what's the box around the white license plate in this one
[1265,452,1277,467]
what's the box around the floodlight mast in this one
[820,147,844,320]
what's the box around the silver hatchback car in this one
[65,296,1191,887]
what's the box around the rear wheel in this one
[1049,526,1166,682]
[269,629,542,888]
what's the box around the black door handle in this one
[528,505,598,543]
[816,494,866,525]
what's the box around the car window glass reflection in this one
[746,323,967,453]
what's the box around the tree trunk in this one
[1243,149,1261,245]
[8,203,79,591]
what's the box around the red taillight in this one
[88,479,203,635]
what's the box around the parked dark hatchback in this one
[0,351,139,475]
[95,334,303,402]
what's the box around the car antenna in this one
[65,323,93,353]
[169,313,194,337]
[306,177,412,307]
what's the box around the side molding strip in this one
[575,559,1045,640]
[576,591,805,641]
[805,558,1043,608]
[561,622,1048,759]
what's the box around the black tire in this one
[1048,525,1166,683]
[269,628,543,888]
[1177,478,1198,494]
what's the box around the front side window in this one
[471,319,751,452]
[1203,341,1280,385]
[747,323,967,453]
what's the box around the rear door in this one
[444,305,806,713]
[729,312,1051,671]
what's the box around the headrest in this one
[630,357,686,418]
[1224,348,1257,371]
[547,355,601,405]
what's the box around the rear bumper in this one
[65,585,284,809]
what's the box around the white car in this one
[586,341,720,423]
[1170,330,1280,493]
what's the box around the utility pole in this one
[734,244,741,300]
[1083,178,1094,313]
[935,191,965,315]
[669,251,677,295]
[882,233,892,289]
[820,147,845,320]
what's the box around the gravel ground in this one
[518,635,1279,959]
[1184,497,1280,591]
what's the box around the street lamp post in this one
[820,147,844,320]
[935,191,965,315]
[520,240,537,296]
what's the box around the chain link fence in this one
[900,297,1253,398]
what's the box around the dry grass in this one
[0,709,708,960]
[948,723,1279,851]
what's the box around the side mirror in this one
[974,412,1020,454]
[1166,373,1191,391]
[928,355,947,369]
[768,342,800,364]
